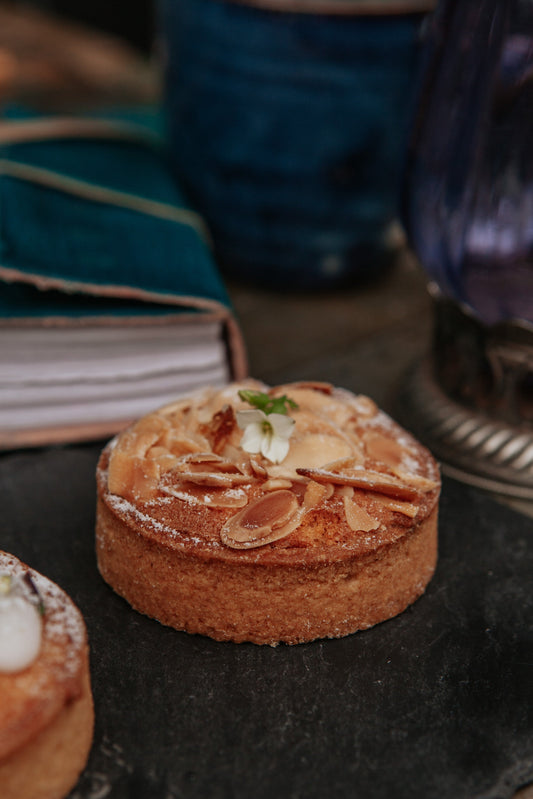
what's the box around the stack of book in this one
[0,116,247,448]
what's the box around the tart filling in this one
[0,573,43,674]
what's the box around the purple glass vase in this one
[398,0,533,498]
[403,0,533,326]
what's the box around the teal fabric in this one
[0,113,230,319]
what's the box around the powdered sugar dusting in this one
[106,494,176,535]
[106,493,218,546]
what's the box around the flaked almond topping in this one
[221,490,299,549]
[147,448,179,473]
[132,413,170,437]
[340,486,381,533]
[302,480,334,511]
[249,455,268,479]
[116,429,160,457]
[158,397,194,417]
[289,409,342,436]
[344,501,381,533]
[174,452,221,464]
[163,435,208,457]
[267,433,354,481]
[296,466,419,502]
[171,471,252,487]
[270,386,337,417]
[216,445,255,477]
[148,445,171,459]
[200,405,238,454]
[370,494,420,518]
[168,452,252,485]
[363,432,406,468]
[108,452,160,501]
[262,478,293,491]
[174,452,243,472]
[390,467,440,492]
[348,394,378,418]
[321,455,365,472]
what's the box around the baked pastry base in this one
[97,497,437,646]
[0,665,94,799]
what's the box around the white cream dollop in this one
[0,594,42,673]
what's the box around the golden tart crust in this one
[0,552,94,799]
[96,381,440,645]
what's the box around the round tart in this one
[96,381,440,645]
[0,552,94,799]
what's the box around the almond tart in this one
[96,381,440,645]
[0,551,94,799]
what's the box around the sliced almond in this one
[215,445,254,477]
[302,480,334,511]
[344,393,378,419]
[108,451,160,501]
[370,494,420,518]
[173,452,246,472]
[263,478,293,491]
[390,467,440,492]
[321,455,365,472]
[221,490,299,549]
[129,458,161,501]
[270,387,336,416]
[117,429,160,457]
[200,405,238,454]
[344,501,380,532]
[249,455,268,479]
[364,432,406,468]
[289,409,346,436]
[147,447,179,474]
[158,397,194,417]
[338,487,380,532]
[268,433,354,480]
[296,466,419,502]
[132,413,170,438]
[107,447,135,497]
[175,452,232,468]
[163,435,207,457]
[173,471,252,487]
[108,431,161,496]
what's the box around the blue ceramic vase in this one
[159,0,426,288]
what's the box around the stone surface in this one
[1,254,532,797]
[1,446,532,799]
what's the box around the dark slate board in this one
[1,443,532,799]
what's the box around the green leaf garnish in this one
[238,389,298,416]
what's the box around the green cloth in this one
[0,110,229,319]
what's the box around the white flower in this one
[236,409,295,464]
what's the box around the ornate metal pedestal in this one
[397,286,533,499]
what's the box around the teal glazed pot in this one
[159,0,430,288]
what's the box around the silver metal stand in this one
[396,286,533,500]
